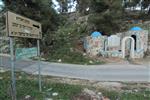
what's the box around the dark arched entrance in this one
[131,35,136,50]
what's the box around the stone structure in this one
[122,28,148,58]
[84,27,149,58]
[83,36,106,56]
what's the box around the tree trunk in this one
[148,7,150,14]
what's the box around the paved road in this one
[1,56,150,82]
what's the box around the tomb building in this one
[83,27,149,58]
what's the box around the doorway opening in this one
[131,35,136,50]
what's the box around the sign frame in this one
[5,11,42,100]
[6,11,42,39]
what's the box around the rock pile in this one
[72,88,110,100]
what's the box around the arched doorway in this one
[131,35,136,50]
[122,37,135,58]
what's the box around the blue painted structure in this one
[130,27,143,31]
[91,31,102,37]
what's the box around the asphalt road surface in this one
[1,56,150,82]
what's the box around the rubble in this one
[58,59,62,62]
[72,88,110,100]
[52,92,58,96]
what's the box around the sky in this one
[0,0,3,5]
[52,0,77,13]
[52,0,60,11]
[0,0,3,10]
[0,0,3,6]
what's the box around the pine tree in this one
[141,0,150,14]
[1,0,62,53]
[88,0,123,34]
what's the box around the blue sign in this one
[15,47,38,59]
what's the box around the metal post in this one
[37,39,42,92]
[10,37,16,100]
[0,38,2,66]
[148,69,150,82]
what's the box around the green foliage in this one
[124,0,150,14]
[88,0,123,34]
[56,0,68,13]
[90,0,109,13]
[48,47,102,65]
[44,82,82,99]
[75,0,91,15]
[38,12,103,64]
[102,89,150,100]
[2,0,150,64]
[0,72,11,100]
[0,71,82,100]
[43,22,102,64]
[124,0,140,8]
[0,71,150,100]
[2,0,62,47]
[141,0,150,9]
